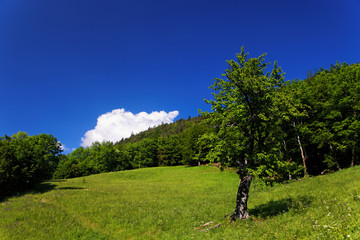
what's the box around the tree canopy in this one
[202,47,301,183]
[0,132,62,198]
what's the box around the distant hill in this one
[114,115,205,145]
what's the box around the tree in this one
[1,132,63,197]
[31,134,63,180]
[203,47,299,220]
[274,80,310,177]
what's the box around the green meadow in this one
[1,166,360,239]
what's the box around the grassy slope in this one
[1,166,360,239]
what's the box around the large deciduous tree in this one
[203,47,299,220]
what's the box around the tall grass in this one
[1,166,360,239]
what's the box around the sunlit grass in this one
[1,165,360,239]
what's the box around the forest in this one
[1,49,359,200]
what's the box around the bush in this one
[0,132,62,198]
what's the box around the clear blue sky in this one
[1,0,359,152]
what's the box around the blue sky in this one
[1,0,359,152]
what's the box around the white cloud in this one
[59,142,66,151]
[81,108,179,147]
[59,142,75,153]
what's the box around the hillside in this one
[114,115,205,145]
[1,166,360,239]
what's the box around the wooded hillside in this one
[1,52,359,198]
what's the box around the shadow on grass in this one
[249,196,312,218]
[0,182,57,203]
[56,187,84,190]
[48,179,67,182]
[30,182,58,194]
[0,181,86,202]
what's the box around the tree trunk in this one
[329,143,341,170]
[293,121,307,177]
[351,146,355,167]
[231,173,253,221]
[297,135,307,177]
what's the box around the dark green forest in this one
[1,50,359,199]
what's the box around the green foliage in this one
[202,47,302,183]
[294,62,360,173]
[0,132,63,198]
[53,116,210,179]
[53,141,122,179]
[157,136,182,166]
[199,48,360,182]
[128,138,159,168]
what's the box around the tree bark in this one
[297,135,307,177]
[329,143,341,170]
[293,121,307,177]
[231,173,253,221]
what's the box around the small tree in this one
[202,47,299,220]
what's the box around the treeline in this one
[0,132,62,198]
[0,118,208,198]
[53,117,208,178]
[54,61,360,180]
[285,62,360,175]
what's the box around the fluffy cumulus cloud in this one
[81,108,179,147]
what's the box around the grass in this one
[1,165,360,239]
